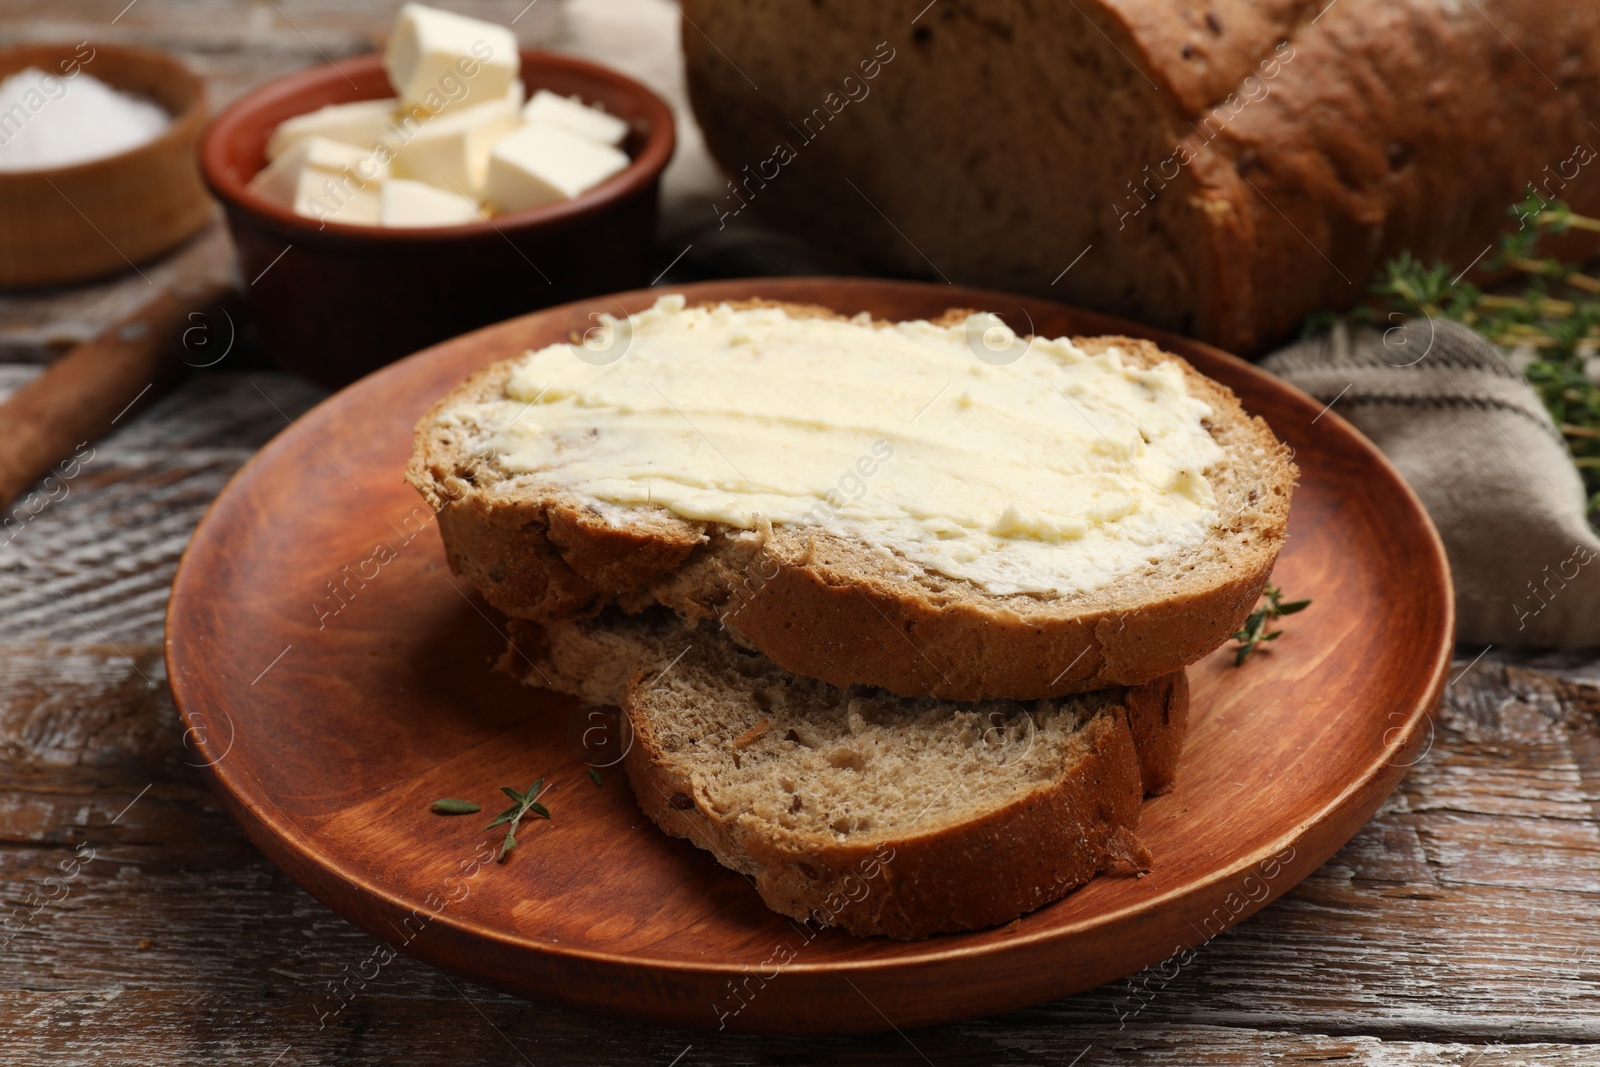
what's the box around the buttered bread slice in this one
[408,297,1295,700]
[502,610,1188,940]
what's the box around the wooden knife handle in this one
[0,278,240,514]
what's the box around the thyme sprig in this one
[1233,583,1311,665]
[1306,194,1600,514]
[486,779,551,863]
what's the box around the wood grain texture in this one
[3,1,1600,1062]
[0,278,239,512]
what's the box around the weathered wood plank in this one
[1,367,323,641]
[4,998,1598,1067]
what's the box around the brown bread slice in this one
[409,300,1294,701]
[502,611,1188,940]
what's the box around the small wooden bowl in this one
[200,50,676,389]
[0,43,211,288]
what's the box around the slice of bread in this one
[502,611,1188,940]
[410,298,1295,701]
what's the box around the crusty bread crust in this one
[411,300,1294,700]
[503,615,1190,939]
[1121,668,1187,797]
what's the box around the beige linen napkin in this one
[1263,320,1600,648]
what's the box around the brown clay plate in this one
[165,278,1453,1034]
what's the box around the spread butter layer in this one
[451,295,1225,596]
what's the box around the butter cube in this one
[266,98,398,160]
[388,95,518,200]
[266,137,361,190]
[295,178,380,226]
[247,136,384,226]
[384,3,518,111]
[380,178,482,227]
[521,89,628,147]
[486,124,630,213]
[252,136,387,197]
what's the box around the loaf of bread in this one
[407,299,1295,701]
[680,0,1600,353]
[502,610,1188,939]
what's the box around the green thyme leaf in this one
[486,778,550,862]
[588,768,603,787]
[1234,583,1313,666]
[430,799,481,815]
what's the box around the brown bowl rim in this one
[199,48,676,242]
[0,40,208,182]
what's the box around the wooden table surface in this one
[4,3,1600,1064]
